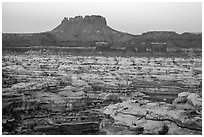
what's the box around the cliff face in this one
[51,15,133,43]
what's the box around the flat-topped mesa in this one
[142,31,179,38]
[141,31,179,40]
[61,15,107,25]
[50,15,133,42]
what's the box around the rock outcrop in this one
[173,92,202,110]
[51,15,133,43]
[101,96,202,135]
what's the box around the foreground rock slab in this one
[101,97,202,135]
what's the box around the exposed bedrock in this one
[100,91,202,135]
[2,52,202,135]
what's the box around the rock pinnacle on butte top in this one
[51,15,133,43]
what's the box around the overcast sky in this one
[2,2,202,35]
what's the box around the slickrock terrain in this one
[2,50,202,135]
[101,94,201,135]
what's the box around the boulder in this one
[187,93,202,108]
[172,97,187,105]
[72,79,88,87]
[173,92,202,109]
[178,92,190,98]
[103,93,121,103]
[59,86,87,98]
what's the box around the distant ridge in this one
[2,15,202,49]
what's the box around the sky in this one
[2,2,202,35]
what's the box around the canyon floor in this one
[2,50,202,135]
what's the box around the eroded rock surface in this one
[2,51,202,135]
[101,97,202,135]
